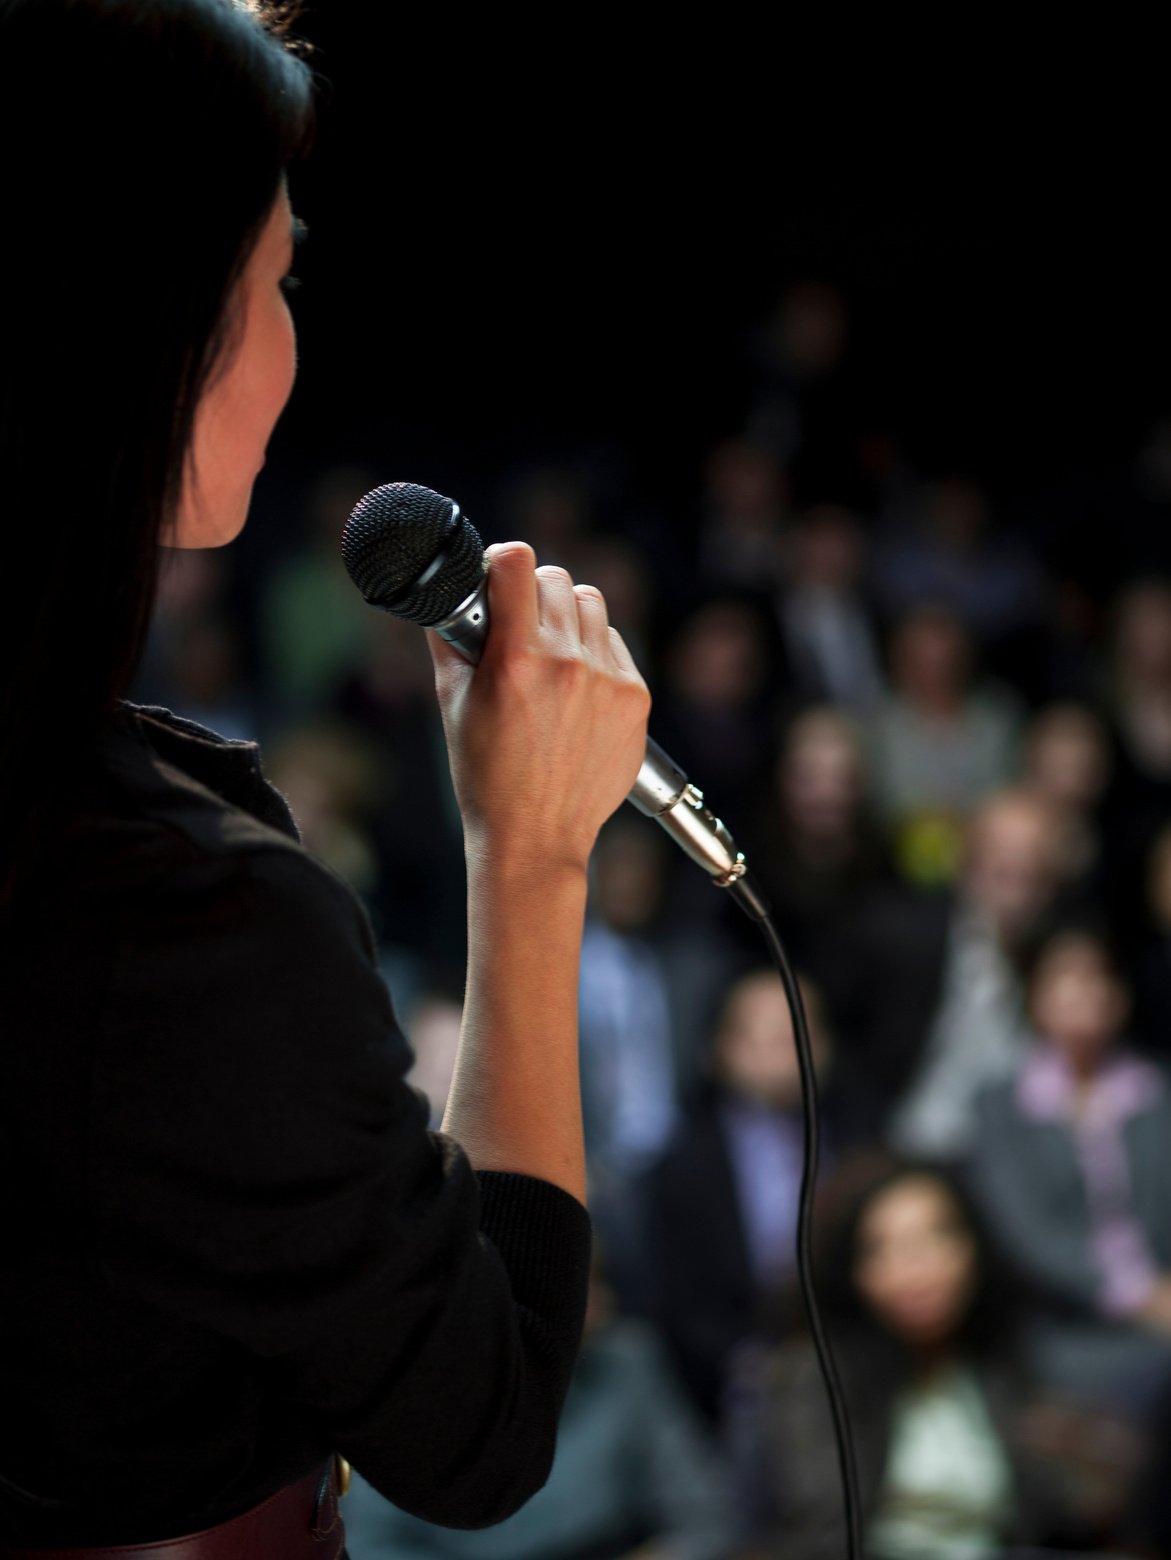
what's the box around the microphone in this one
[341,480,766,904]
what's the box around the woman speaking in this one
[0,2,649,1554]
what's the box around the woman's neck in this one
[911,1342,961,1386]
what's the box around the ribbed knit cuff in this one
[475,1171,592,1336]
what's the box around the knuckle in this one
[551,648,588,683]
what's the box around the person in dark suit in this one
[0,3,650,1553]
[642,968,835,1425]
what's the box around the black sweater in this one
[0,703,591,1548]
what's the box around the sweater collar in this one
[113,701,300,841]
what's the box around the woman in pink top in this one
[969,925,1171,1419]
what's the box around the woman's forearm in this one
[441,847,589,1203]
[430,543,650,1206]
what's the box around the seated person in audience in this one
[864,602,1024,887]
[1104,579,1171,804]
[652,594,782,835]
[1020,700,1114,902]
[775,502,885,715]
[1098,580,1171,951]
[1133,822,1171,1059]
[847,788,1069,1157]
[579,817,740,1312]
[643,967,834,1425]
[744,1157,1120,1560]
[750,706,893,1030]
[340,1250,747,1560]
[968,925,1171,1418]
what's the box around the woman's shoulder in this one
[99,701,302,856]
[31,701,383,988]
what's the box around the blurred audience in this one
[865,604,1025,886]
[1133,824,1171,1059]
[1020,701,1114,901]
[775,502,885,715]
[579,818,739,1312]
[264,721,383,903]
[341,1253,747,1560]
[744,282,859,495]
[1099,581,1171,957]
[968,926,1171,1419]
[870,475,1045,656]
[842,789,1068,1154]
[750,707,891,1026]
[740,1156,1135,1558]
[495,465,594,571]
[136,268,1171,1552]
[652,595,781,834]
[259,462,379,722]
[643,968,833,1426]
[134,549,252,727]
[1105,580,1171,797]
[696,438,789,592]
[329,613,465,968]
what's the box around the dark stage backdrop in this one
[253,11,1170,565]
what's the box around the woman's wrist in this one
[463,828,594,896]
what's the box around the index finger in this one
[482,542,539,654]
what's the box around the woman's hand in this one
[428,542,651,877]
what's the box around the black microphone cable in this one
[727,871,863,1560]
[341,480,865,1560]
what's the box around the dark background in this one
[257,11,1170,553]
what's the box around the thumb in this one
[426,627,475,703]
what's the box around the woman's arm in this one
[432,543,651,1203]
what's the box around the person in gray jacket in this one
[968,924,1171,1419]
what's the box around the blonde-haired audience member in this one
[888,789,1069,1161]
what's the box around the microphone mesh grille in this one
[341,482,486,627]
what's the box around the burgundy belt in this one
[1,1458,346,1560]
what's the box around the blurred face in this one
[1024,706,1111,812]
[779,715,862,839]
[1148,829,1171,930]
[774,282,847,374]
[926,479,988,550]
[591,832,665,931]
[670,604,765,707]
[793,506,863,590]
[714,973,823,1108]
[704,439,786,519]
[853,1177,977,1349]
[963,798,1061,940]
[1116,586,1171,682]
[890,611,970,704]
[1030,939,1128,1071]
[172,185,299,547]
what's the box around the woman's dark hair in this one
[0,0,315,888]
[815,1152,1022,1370]
[1019,914,1127,993]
